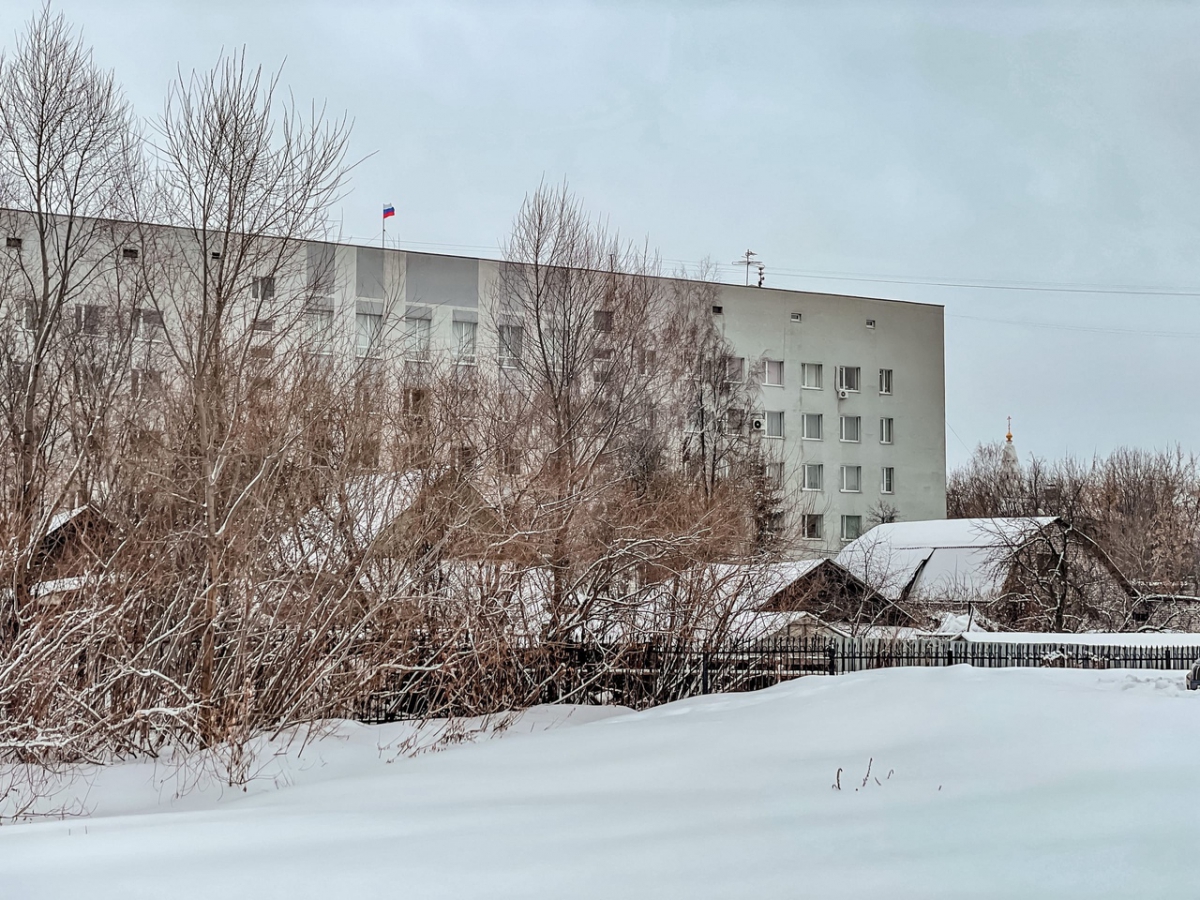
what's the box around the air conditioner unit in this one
[751,417,765,431]
[837,389,850,400]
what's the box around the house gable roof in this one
[835,517,1061,602]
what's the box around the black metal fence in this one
[357,637,1200,723]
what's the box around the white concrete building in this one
[300,243,947,550]
[1,214,947,553]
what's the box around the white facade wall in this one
[308,242,947,553]
[0,212,945,554]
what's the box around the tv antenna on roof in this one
[732,249,760,286]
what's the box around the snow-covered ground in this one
[2,666,1198,899]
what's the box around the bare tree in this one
[0,6,141,638]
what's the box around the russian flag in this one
[383,204,395,219]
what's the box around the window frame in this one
[304,307,334,351]
[879,368,893,395]
[452,319,478,364]
[134,308,165,343]
[724,407,746,435]
[841,515,863,541]
[763,461,784,490]
[836,365,861,393]
[840,464,862,493]
[801,412,823,441]
[840,415,862,443]
[403,315,432,362]
[724,355,746,384]
[801,514,823,540]
[498,323,524,369]
[880,417,894,445]
[802,463,823,491]
[355,311,383,359]
[251,275,275,301]
[765,410,784,439]
[762,359,784,387]
[801,362,823,390]
[881,466,895,494]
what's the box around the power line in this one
[340,233,1200,300]
[946,312,1200,339]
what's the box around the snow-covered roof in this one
[46,506,89,535]
[835,517,1059,602]
[705,559,829,606]
[285,471,436,566]
[956,631,1200,648]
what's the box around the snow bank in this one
[3,668,1199,899]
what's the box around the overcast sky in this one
[32,0,1200,469]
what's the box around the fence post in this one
[701,651,710,695]
[827,643,837,676]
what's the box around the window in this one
[251,317,274,333]
[880,417,894,444]
[866,318,876,329]
[836,366,861,392]
[841,465,862,493]
[764,461,784,490]
[75,304,103,336]
[210,250,222,260]
[121,247,139,261]
[803,463,823,491]
[251,276,275,301]
[593,310,613,332]
[841,515,864,541]
[5,237,21,250]
[134,308,165,342]
[724,407,745,435]
[763,359,784,386]
[761,511,785,537]
[801,412,823,441]
[404,316,431,361]
[801,514,823,540]
[712,305,723,315]
[724,356,745,383]
[501,446,523,476]
[455,443,478,470]
[879,368,893,395]
[248,345,273,360]
[453,319,477,363]
[593,346,614,379]
[403,387,428,420]
[635,346,656,376]
[20,298,35,331]
[305,308,333,347]
[131,368,162,400]
[801,363,823,390]
[881,466,895,494]
[790,312,802,323]
[765,410,784,438]
[840,415,861,442]
[498,323,524,368]
[356,311,382,358]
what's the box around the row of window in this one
[723,410,895,443]
[797,463,895,494]
[59,302,899,396]
[798,514,866,542]
[724,359,894,394]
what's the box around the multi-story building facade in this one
[1,215,946,555]
[298,242,947,551]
